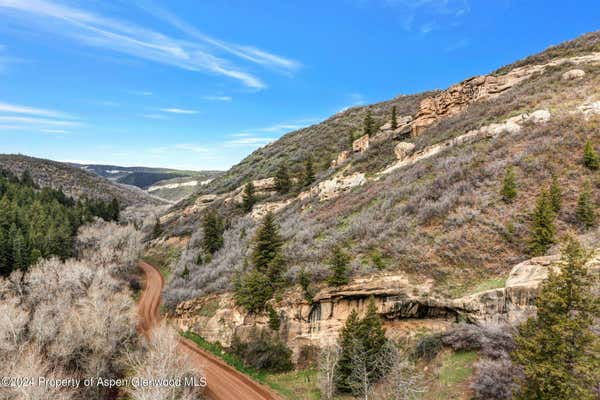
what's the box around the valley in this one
[1,24,600,400]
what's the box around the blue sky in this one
[0,0,599,171]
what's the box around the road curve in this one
[137,260,282,400]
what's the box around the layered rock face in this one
[172,250,599,360]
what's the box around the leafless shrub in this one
[374,340,425,400]
[125,323,205,400]
[471,358,521,400]
[442,322,515,359]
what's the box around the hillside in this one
[0,154,164,207]
[160,29,600,303]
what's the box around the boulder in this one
[330,150,350,168]
[394,142,416,160]
[579,100,600,117]
[562,69,586,80]
[352,134,370,153]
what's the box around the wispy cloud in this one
[202,95,232,102]
[0,0,299,89]
[0,116,80,126]
[444,37,470,52]
[0,101,74,119]
[225,136,275,147]
[0,101,79,133]
[40,128,69,134]
[140,113,167,119]
[128,90,153,96]
[135,0,301,74]
[159,108,199,115]
[379,0,470,32]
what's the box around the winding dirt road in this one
[137,260,282,400]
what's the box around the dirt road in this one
[137,260,282,400]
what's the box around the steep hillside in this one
[161,30,600,308]
[0,154,164,207]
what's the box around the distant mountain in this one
[70,163,222,202]
[0,154,164,207]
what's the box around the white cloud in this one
[0,0,299,89]
[0,116,80,126]
[129,90,153,96]
[135,0,301,73]
[380,0,470,31]
[40,128,69,134]
[140,113,167,119]
[202,95,232,102]
[159,108,198,114]
[225,136,275,147]
[0,101,74,119]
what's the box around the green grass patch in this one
[142,244,181,281]
[445,276,506,298]
[438,351,477,386]
[180,331,320,400]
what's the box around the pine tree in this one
[549,174,562,213]
[335,298,387,393]
[110,198,120,221]
[152,217,162,239]
[236,213,286,311]
[268,306,281,331]
[327,245,350,286]
[202,209,225,255]
[251,212,284,282]
[363,110,375,137]
[512,238,600,400]
[348,131,355,148]
[242,181,257,212]
[391,105,398,130]
[529,190,556,256]
[11,225,27,271]
[303,156,315,187]
[234,269,273,313]
[275,163,291,194]
[335,310,361,392]
[359,298,387,383]
[583,139,599,170]
[501,166,517,203]
[575,181,596,229]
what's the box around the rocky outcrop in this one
[330,150,350,168]
[394,142,416,160]
[579,100,600,117]
[411,52,600,136]
[376,116,413,140]
[562,69,586,80]
[379,109,551,176]
[352,134,370,153]
[250,199,293,220]
[457,252,600,324]
[298,172,366,202]
[173,247,599,360]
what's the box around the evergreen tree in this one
[363,110,375,137]
[152,217,162,239]
[275,163,291,194]
[303,156,315,187]
[335,298,387,393]
[529,190,556,256]
[501,166,517,203]
[575,181,596,229]
[268,306,281,331]
[358,298,388,383]
[235,212,286,311]
[242,182,257,212]
[549,174,562,213]
[110,198,120,221]
[583,139,599,170]
[512,238,600,400]
[11,225,27,271]
[234,269,273,313]
[327,245,350,286]
[201,209,225,255]
[335,310,361,392]
[391,105,398,130]
[251,212,285,284]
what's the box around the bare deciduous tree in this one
[318,343,340,400]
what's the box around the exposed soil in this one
[138,260,282,400]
